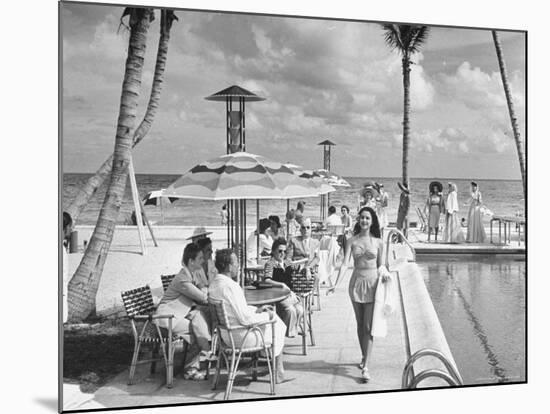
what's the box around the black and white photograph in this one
[57,0,530,411]
[3,0,543,412]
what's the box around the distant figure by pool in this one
[466,181,487,243]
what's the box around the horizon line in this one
[63,171,523,181]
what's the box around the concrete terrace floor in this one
[63,224,525,410]
[62,268,408,411]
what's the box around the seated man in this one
[263,238,304,338]
[286,217,320,277]
[155,243,211,380]
[209,248,289,383]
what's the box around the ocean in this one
[63,174,525,226]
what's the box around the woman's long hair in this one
[353,206,381,238]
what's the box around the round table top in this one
[244,286,290,306]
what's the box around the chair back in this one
[208,297,232,330]
[416,207,427,228]
[291,268,315,294]
[121,285,156,318]
[161,274,176,292]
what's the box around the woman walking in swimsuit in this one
[328,206,391,382]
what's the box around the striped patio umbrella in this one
[284,163,334,195]
[163,153,334,282]
[313,168,351,187]
[163,152,332,200]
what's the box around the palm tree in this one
[68,8,154,322]
[382,23,430,231]
[65,9,178,222]
[492,30,526,198]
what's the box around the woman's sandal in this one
[183,368,206,381]
[361,367,371,382]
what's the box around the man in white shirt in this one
[325,205,343,227]
[209,249,289,383]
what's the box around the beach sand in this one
[68,225,253,317]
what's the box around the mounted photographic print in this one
[60,0,526,411]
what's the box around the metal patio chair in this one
[121,285,190,388]
[291,269,316,355]
[160,274,176,292]
[208,297,277,400]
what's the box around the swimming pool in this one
[417,256,525,385]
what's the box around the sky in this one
[61,2,526,179]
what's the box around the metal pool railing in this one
[402,348,464,388]
[385,228,416,267]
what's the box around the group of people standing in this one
[424,181,487,244]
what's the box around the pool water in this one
[417,256,526,385]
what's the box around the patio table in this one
[244,286,291,306]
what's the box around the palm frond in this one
[381,24,405,55]
[409,26,430,54]
[381,23,430,55]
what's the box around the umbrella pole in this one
[286,199,290,238]
[226,201,231,248]
[244,199,247,284]
[256,199,260,264]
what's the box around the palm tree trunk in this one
[68,8,154,322]
[65,10,177,222]
[492,30,526,198]
[401,54,411,189]
[397,54,412,234]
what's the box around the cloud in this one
[440,61,525,111]
[61,6,525,178]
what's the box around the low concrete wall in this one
[388,244,461,388]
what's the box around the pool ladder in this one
[402,348,464,388]
[385,228,416,266]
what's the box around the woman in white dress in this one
[375,183,389,235]
[246,218,273,265]
[466,181,487,243]
[443,183,465,243]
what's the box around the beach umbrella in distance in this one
[284,163,335,195]
[142,190,177,224]
[313,168,351,187]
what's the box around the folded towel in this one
[371,271,395,338]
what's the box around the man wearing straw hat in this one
[187,226,213,244]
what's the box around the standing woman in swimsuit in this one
[328,206,391,382]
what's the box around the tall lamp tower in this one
[317,139,336,220]
[205,85,265,270]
